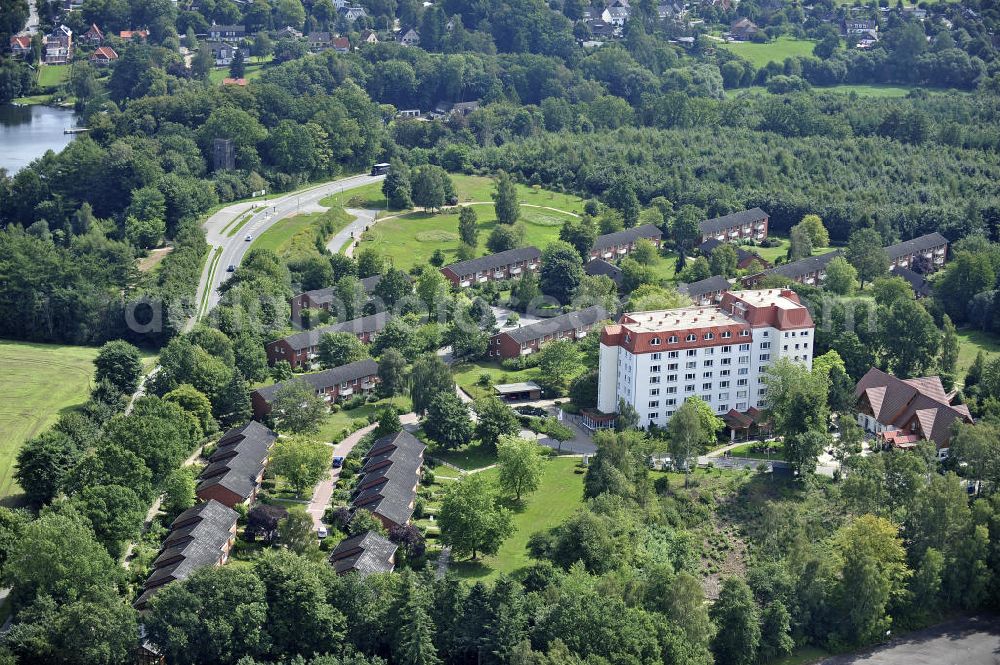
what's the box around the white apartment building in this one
[597,289,815,428]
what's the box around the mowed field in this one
[0,341,98,499]
[720,36,818,68]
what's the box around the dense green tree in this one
[668,397,722,486]
[458,206,479,247]
[845,229,889,287]
[537,339,582,394]
[14,431,83,508]
[762,359,830,475]
[270,437,331,497]
[377,348,408,398]
[439,474,514,559]
[373,267,413,308]
[788,224,813,262]
[162,467,197,517]
[540,241,584,304]
[824,256,858,295]
[934,251,996,323]
[493,171,520,225]
[93,340,144,395]
[393,572,440,665]
[710,578,760,665]
[410,355,455,415]
[604,180,640,228]
[487,224,526,253]
[383,158,413,209]
[423,392,473,450]
[496,436,544,502]
[797,214,829,248]
[216,369,253,428]
[270,378,327,434]
[164,384,216,436]
[758,601,794,663]
[73,484,146,558]
[319,331,370,368]
[559,218,598,262]
[708,243,737,277]
[474,397,521,451]
[881,298,940,378]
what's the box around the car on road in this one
[332,456,344,468]
[317,526,328,539]
[226,264,236,272]
[244,233,253,241]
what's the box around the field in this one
[209,63,268,84]
[0,341,98,500]
[727,441,786,461]
[956,328,1000,381]
[37,64,71,88]
[752,235,833,264]
[452,360,543,401]
[314,396,412,442]
[252,207,351,257]
[720,37,818,68]
[440,455,586,581]
[739,84,927,98]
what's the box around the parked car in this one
[226,264,236,272]
[317,526,328,539]
[245,233,253,241]
[332,456,344,468]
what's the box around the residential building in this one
[597,289,815,428]
[884,232,948,272]
[589,224,663,261]
[289,274,401,320]
[741,250,842,288]
[889,265,933,299]
[81,23,104,43]
[251,358,380,418]
[276,26,303,39]
[360,29,379,44]
[350,430,425,530]
[205,41,238,66]
[585,19,617,38]
[89,46,118,64]
[843,18,877,35]
[340,6,368,22]
[657,3,685,19]
[730,18,759,40]
[329,531,397,576]
[44,25,72,64]
[332,36,350,52]
[307,31,333,50]
[602,3,631,26]
[698,238,769,270]
[9,35,31,59]
[584,258,624,290]
[397,28,420,46]
[195,421,276,508]
[677,275,731,306]
[266,312,389,368]
[119,29,149,40]
[698,208,769,244]
[207,24,245,42]
[854,367,972,456]
[488,305,609,359]
[134,500,239,609]
[440,246,541,288]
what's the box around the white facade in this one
[597,290,815,428]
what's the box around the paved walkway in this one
[330,208,376,256]
[306,413,419,530]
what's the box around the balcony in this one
[935,247,945,255]
[477,276,488,283]
[361,380,377,390]
[494,270,506,278]
[339,387,354,397]
[527,263,538,270]
[575,330,588,339]
[715,235,725,241]
[602,251,613,259]
[510,267,521,275]
[756,223,765,230]
[923,252,933,259]
[729,230,739,237]
[617,247,627,254]
[520,347,533,356]
[804,277,815,284]
[460,280,471,287]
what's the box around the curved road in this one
[192,173,384,323]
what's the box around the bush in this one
[421,469,435,486]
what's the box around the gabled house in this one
[730,18,759,41]
[339,6,368,22]
[350,430,426,530]
[585,19,617,39]
[440,246,542,288]
[360,29,379,44]
[119,29,149,41]
[742,250,842,288]
[44,25,72,64]
[699,238,769,270]
[307,31,333,50]
[266,312,390,368]
[698,208,769,244]
[677,275,731,306]
[251,359,380,418]
[585,258,624,290]
[289,273,407,321]
[488,305,609,359]
[332,36,350,52]
[204,41,238,66]
[397,28,420,46]
[134,500,239,609]
[889,265,932,299]
[9,35,31,59]
[196,421,276,508]
[276,25,303,39]
[854,367,972,456]
[90,46,118,64]
[81,23,104,43]
[589,224,662,261]
[329,531,397,576]
[843,18,877,35]
[208,24,246,42]
[884,232,948,273]
[602,4,631,26]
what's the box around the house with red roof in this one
[90,46,118,64]
[9,34,31,59]
[82,24,104,43]
[119,29,149,41]
[854,367,973,457]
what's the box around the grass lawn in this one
[956,328,1000,381]
[252,207,351,257]
[37,64,71,88]
[448,455,586,581]
[772,647,831,665]
[209,63,267,84]
[648,250,681,283]
[720,37,818,68]
[753,235,833,264]
[0,341,98,500]
[452,360,543,401]
[429,441,498,471]
[727,441,786,461]
[356,204,574,271]
[314,396,413,443]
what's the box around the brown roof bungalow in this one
[266,312,389,368]
[196,421,276,508]
[251,358,380,418]
[854,367,972,454]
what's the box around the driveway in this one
[306,412,419,530]
[818,614,1000,665]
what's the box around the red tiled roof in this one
[10,35,31,49]
[92,46,118,59]
[332,36,350,48]
[222,77,248,85]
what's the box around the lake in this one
[0,104,78,174]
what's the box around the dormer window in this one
[740,329,750,337]
[686,334,696,342]
[625,333,631,343]
[722,331,732,338]
[651,337,661,346]
[704,332,714,340]
[668,335,677,343]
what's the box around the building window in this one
[668,363,678,370]
[650,365,661,373]
[704,359,714,367]
[722,345,732,353]
[758,388,767,395]
[737,379,748,386]
[737,390,748,398]
[685,384,695,392]
[668,336,677,344]
[666,398,676,406]
[739,343,751,351]
[701,395,712,403]
[686,361,697,369]
[719,392,729,400]
[703,371,713,378]
[738,367,748,375]
[668,351,679,359]
[686,334,696,342]
[686,349,697,357]
[704,332,714,340]
[650,388,660,396]
[722,331,732,338]
[702,382,712,390]
[762,331,769,337]
[721,358,731,366]
[760,342,770,349]
[704,348,714,355]
[760,354,770,361]
[721,370,730,377]
[741,329,750,337]
[648,401,659,408]
[666,387,677,394]
[685,373,696,380]
[651,337,661,346]
[650,376,660,384]
[720,381,730,388]
[739,356,749,364]
[737,402,747,410]
[666,409,675,417]
[719,404,728,412]
[783,345,788,351]
[651,352,662,360]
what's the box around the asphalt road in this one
[193,173,383,320]
[819,615,1000,665]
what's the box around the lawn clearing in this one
[0,341,98,500]
[314,396,413,443]
[720,37,817,69]
[448,455,586,581]
[752,235,833,264]
[429,441,498,471]
[956,328,1000,381]
[209,63,267,84]
[452,361,543,401]
[727,441,786,461]
[37,64,70,88]
[252,207,351,257]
